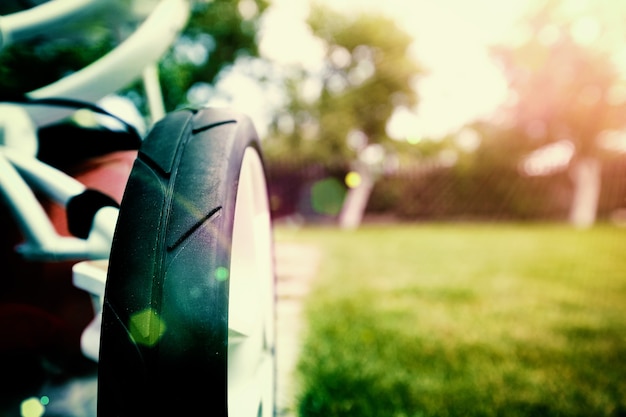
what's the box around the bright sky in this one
[208,0,531,140]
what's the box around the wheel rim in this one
[228,147,275,417]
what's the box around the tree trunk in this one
[339,167,374,230]
[568,156,601,228]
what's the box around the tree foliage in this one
[160,0,268,111]
[489,0,626,226]
[265,3,420,166]
[492,0,626,158]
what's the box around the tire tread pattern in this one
[98,107,262,417]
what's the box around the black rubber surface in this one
[97,107,264,416]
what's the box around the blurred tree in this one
[493,0,626,227]
[266,3,421,228]
[159,0,268,111]
[0,0,268,112]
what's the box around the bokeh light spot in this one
[215,266,229,281]
[20,397,44,417]
[310,178,346,216]
[39,397,49,406]
[407,136,422,144]
[345,171,362,189]
[129,308,167,347]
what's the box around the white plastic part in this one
[73,259,108,362]
[3,146,85,204]
[96,94,147,136]
[0,152,62,250]
[0,104,38,156]
[142,64,166,123]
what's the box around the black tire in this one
[97,108,276,416]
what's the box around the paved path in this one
[274,242,321,417]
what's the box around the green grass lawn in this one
[274,223,626,417]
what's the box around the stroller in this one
[0,1,276,416]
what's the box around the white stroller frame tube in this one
[0,147,118,261]
[22,0,190,126]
